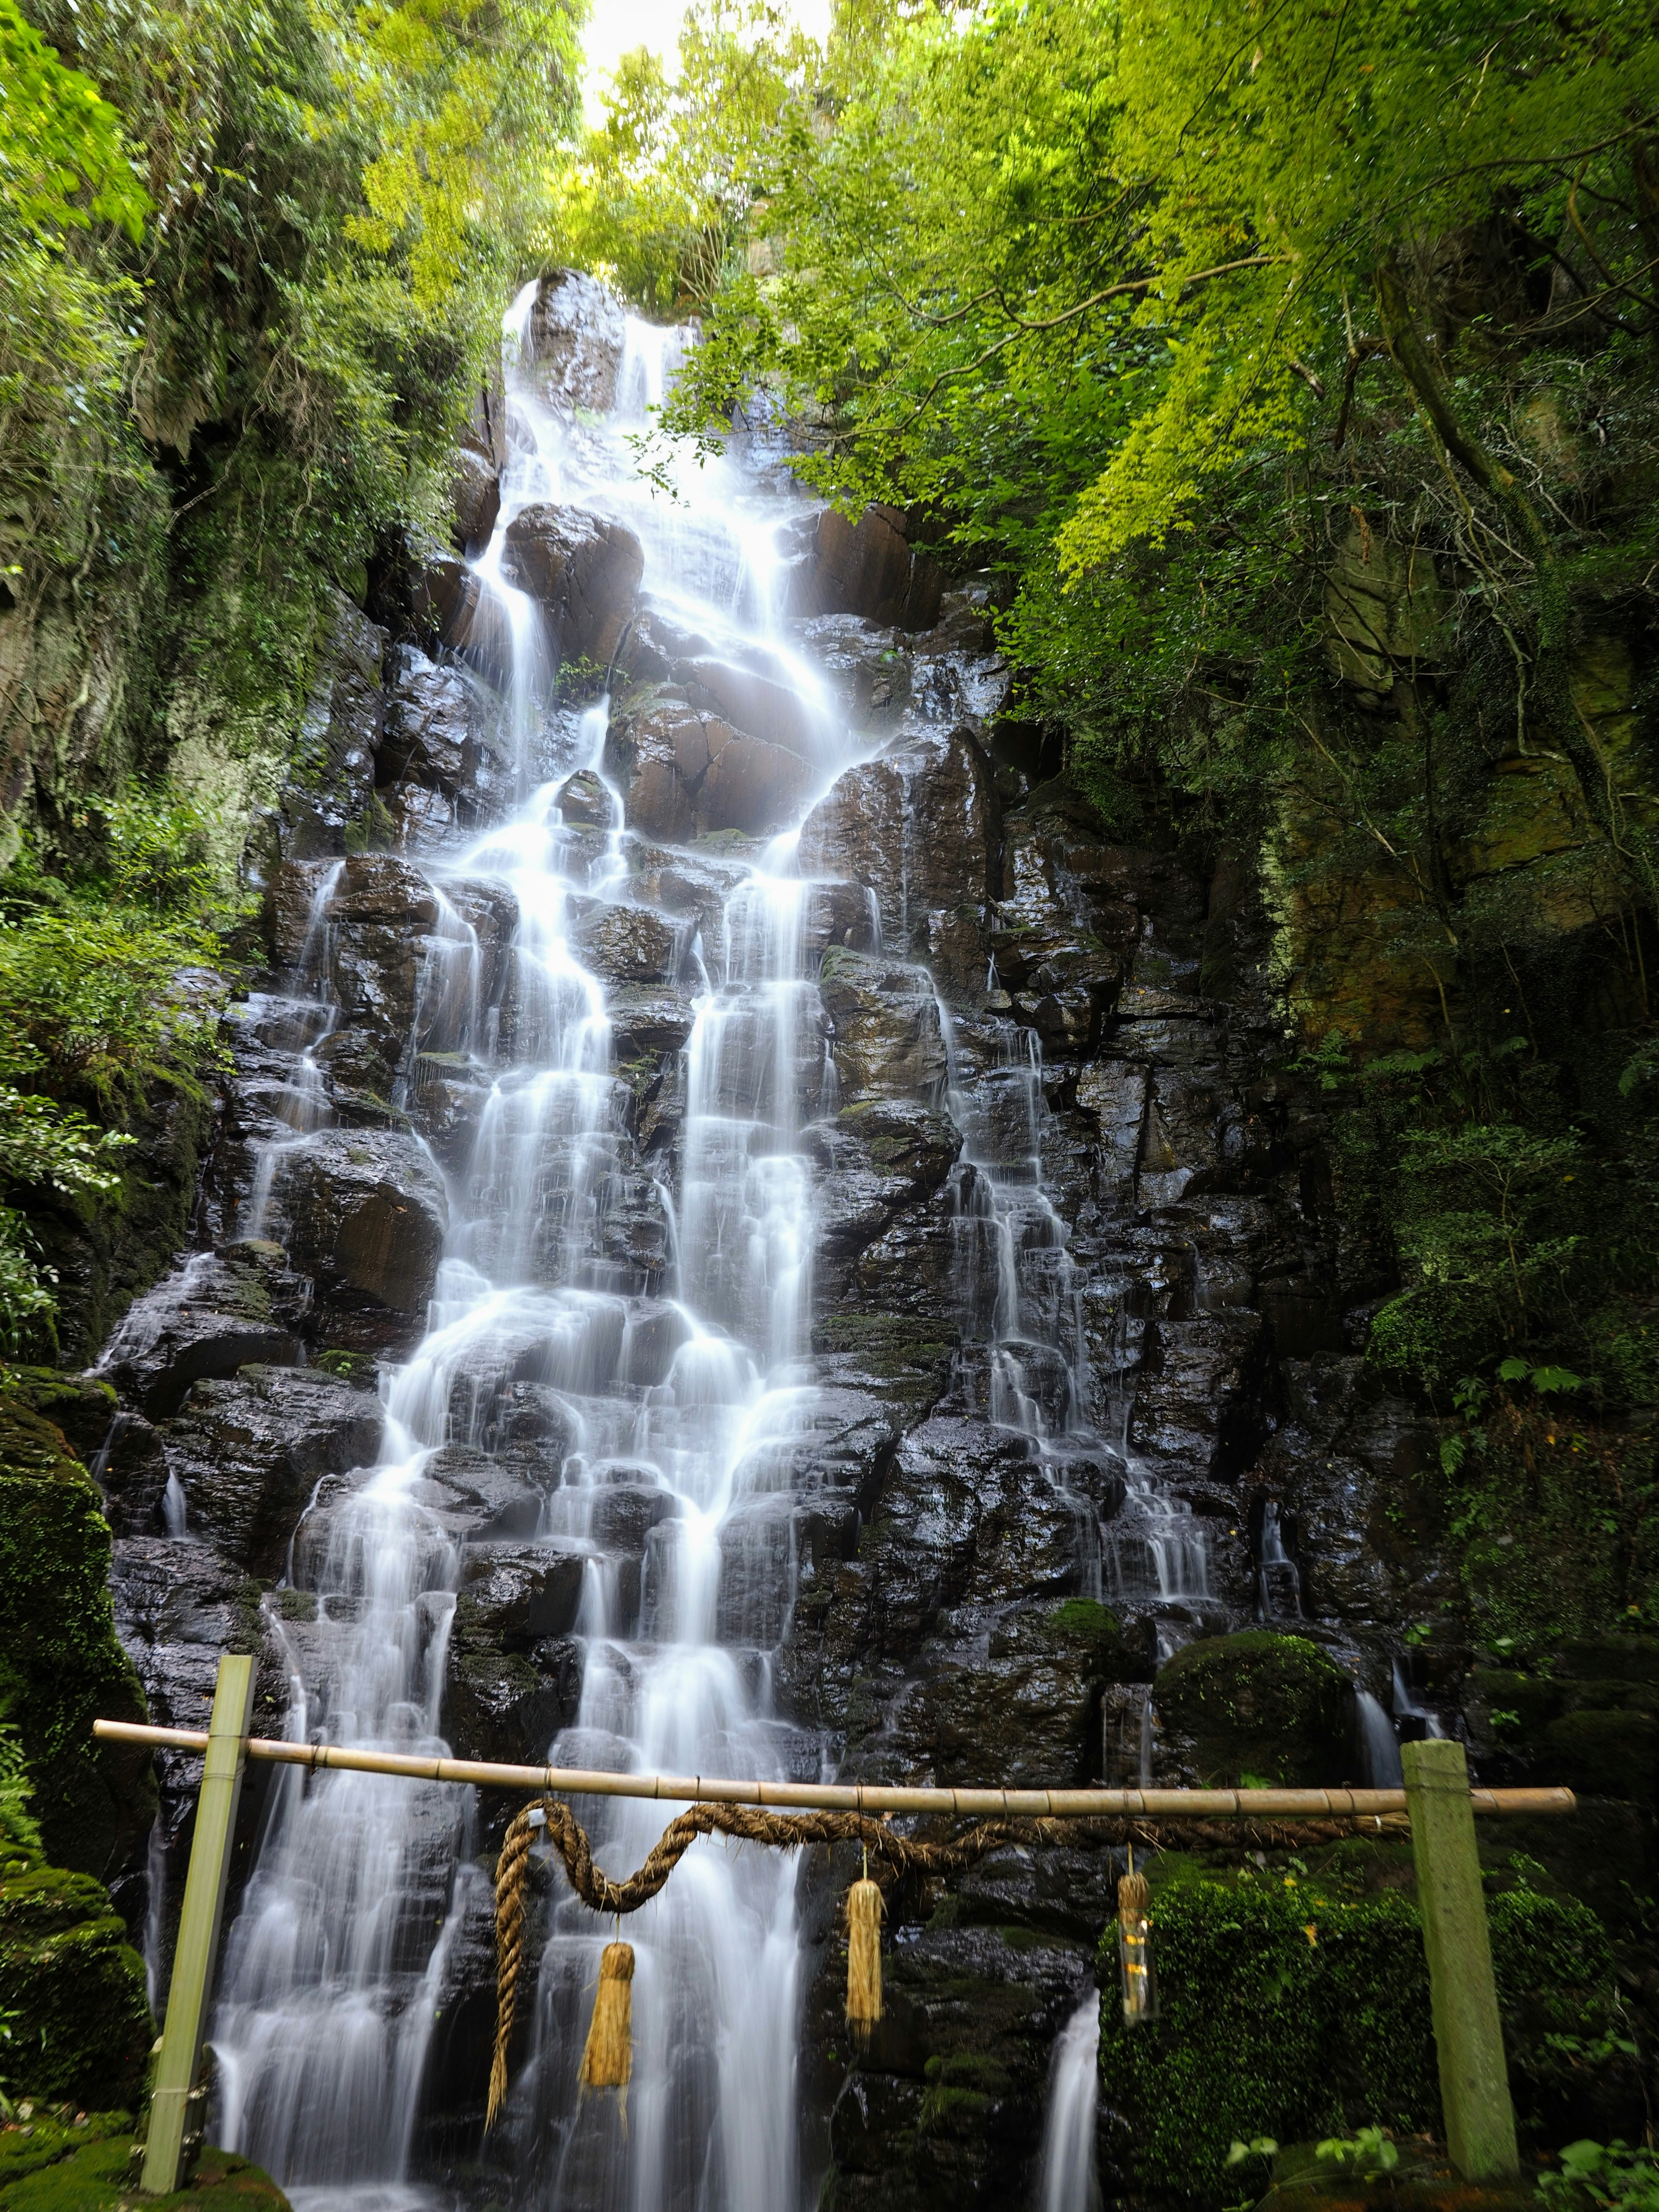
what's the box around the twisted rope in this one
[485,1796,1408,2127]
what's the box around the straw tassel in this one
[845,1878,884,2042]
[580,1941,635,2092]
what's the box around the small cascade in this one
[1036,1994,1103,2212]
[242,859,345,1236]
[1354,1688,1404,1786]
[1392,1656,1447,1742]
[1256,1501,1302,1619]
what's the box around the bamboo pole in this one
[140,1657,255,2195]
[93,1719,1576,1819]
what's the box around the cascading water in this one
[1036,1994,1103,2212]
[208,288,860,2212]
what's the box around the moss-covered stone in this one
[1153,1631,1350,1786]
[0,1867,150,2107]
[0,1402,153,1878]
[1097,1875,1621,2209]
[0,2133,290,2209]
[1538,1707,1659,1800]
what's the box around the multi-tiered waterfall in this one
[103,269,1265,2212]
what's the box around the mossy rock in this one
[1153,1631,1349,1786]
[1538,1707,1659,1800]
[0,2133,289,2208]
[0,1401,153,1876]
[0,1867,151,2107]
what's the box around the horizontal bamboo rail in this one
[93,1719,1575,1818]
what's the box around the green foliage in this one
[0,0,146,241]
[1542,2141,1659,2212]
[1098,1872,1617,2208]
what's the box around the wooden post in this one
[141,1653,255,2195]
[1402,1737,1519,2182]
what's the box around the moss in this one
[313,1348,378,1389]
[0,1868,150,2107]
[1153,1631,1350,1786]
[0,1401,153,1877]
[810,1312,957,1405]
[0,2137,290,2208]
[1097,1875,1619,2209]
[0,2117,130,2188]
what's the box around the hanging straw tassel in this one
[580,1941,635,2092]
[845,1878,884,2043]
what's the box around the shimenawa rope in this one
[484,1794,1409,2126]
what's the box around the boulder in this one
[555,768,614,829]
[521,269,626,414]
[568,900,679,985]
[780,503,944,632]
[0,1865,151,2107]
[277,1129,448,1317]
[379,645,513,818]
[819,949,947,1100]
[158,1366,383,1574]
[680,655,820,759]
[798,727,999,951]
[607,688,812,841]
[450,439,500,552]
[499,503,644,670]
[1151,1630,1351,1786]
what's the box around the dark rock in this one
[567,901,679,985]
[522,269,626,414]
[555,768,614,828]
[102,1243,308,1420]
[380,645,513,818]
[450,439,500,552]
[780,504,944,632]
[159,1365,382,1574]
[278,593,386,863]
[499,504,644,670]
[799,727,999,951]
[276,1129,448,1318]
[454,1543,588,1646]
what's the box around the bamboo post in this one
[1402,1737,1519,2182]
[141,1654,255,2196]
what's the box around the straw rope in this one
[485,1794,1410,2126]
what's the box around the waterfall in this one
[1256,1501,1302,1619]
[1036,1995,1102,2212]
[207,293,861,2211]
[1353,1688,1404,1787]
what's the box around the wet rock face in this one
[277,1128,447,1319]
[450,436,500,553]
[499,503,644,670]
[102,1243,308,1421]
[820,949,948,1100]
[522,268,626,413]
[380,645,513,820]
[154,1366,383,1573]
[799,725,1000,950]
[780,503,944,632]
[278,593,386,862]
